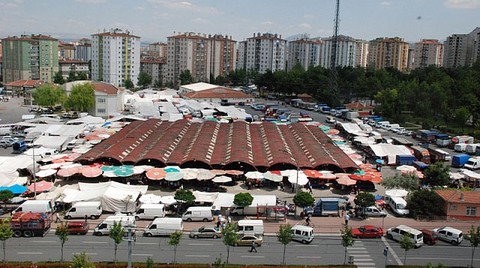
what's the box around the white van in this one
[64,201,102,219]
[93,215,136,236]
[387,225,423,248]
[433,226,463,245]
[143,218,183,237]
[237,220,264,236]
[291,225,314,244]
[464,157,480,170]
[385,196,409,216]
[13,200,53,214]
[182,207,213,222]
[135,203,165,220]
[375,121,390,129]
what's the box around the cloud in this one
[299,23,312,29]
[147,0,220,14]
[135,6,146,10]
[0,0,23,8]
[261,21,274,26]
[445,0,480,8]
[380,1,392,6]
[75,0,107,3]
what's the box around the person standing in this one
[249,241,257,253]
[344,213,350,225]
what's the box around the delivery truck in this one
[93,215,136,236]
[303,197,341,217]
[64,201,102,219]
[135,203,165,220]
[13,200,53,214]
[464,157,480,170]
[451,154,471,168]
[143,218,183,237]
[11,212,51,237]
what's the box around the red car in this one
[352,225,384,238]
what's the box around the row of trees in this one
[32,83,95,112]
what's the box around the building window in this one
[450,205,457,211]
[467,207,476,216]
[98,98,106,103]
[97,108,106,114]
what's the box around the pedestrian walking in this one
[305,215,311,226]
[227,215,232,224]
[249,241,257,253]
[55,212,62,223]
[308,183,313,195]
[344,213,350,225]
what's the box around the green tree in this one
[168,230,182,263]
[174,189,196,206]
[424,162,450,187]
[341,225,354,265]
[179,70,194,85]
[381,174,420,191]
[53,71,65,84]
[277,224,293,265]
[354,192,376,216]
[64,83,95,112]
[124,78,134,89]
[55,223,69,262]
[221,223,240,264]
[71,251,95,268]
[233,193,254,214]
[400,233,415,265]
[154,79,163,88]
[407,189,444,219]
[76,72,88,80]
[109,221,125,262]
[466,225,480,268]
[67,71,76,82]
[0,190,13,209]
[146,256,154,268]
[0,218,13,262]
[293,192,315,209]
[32,84,66,107]
[138,71,153,88]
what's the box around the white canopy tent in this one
[369,144,412,165]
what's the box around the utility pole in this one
[329,0,340,102]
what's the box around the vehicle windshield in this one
[396,203,406,209]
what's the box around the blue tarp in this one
[0,184,27,195]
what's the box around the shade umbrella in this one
[56,167,80,178]
[136,165,155,171]
[212,175,232,183]
[318,173,337,180]
[113,166,134,177]
[336,176,357,186]
[396,165,416,172]
[81,166,103,178]
[303,170,322,178]
[160,196,177,205]
[326,129,340,135]
[146,168,167,180]
[60,163,82,170]
[9,196,25,203]
[224,170,243,176]
[132,166,144,175]
[101,165,117,172]
[165,172,183,182]
[40,163,62,170]
[370,176,383,184]
[164,166,181,173]
[197,169,215,181]
[287,172,309,186]
[349,174,370,181]
[0,184,27,195]
[385,189,408,197]
[182,168,199,181]
[28,181,54,193]
[103,170,117,178]
[263,172,283,182]
[245,171,264,179]
[36,169,57,178]
[211,169,227,175]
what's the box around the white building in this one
[287,37,322,70]
[413,39,444,69]
[444,28,480,68]
[355,40,369,67]
[237,33,287,74]
[320,35,358,68]
[91,28,140,87]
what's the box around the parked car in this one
[352,225,384,238]
[421,229,437,245]
[360,206,387,217]
[234,235,263,247]
[0,137,17,148]
[65,221,89,235]
[189,226,222,239]
[432,226,463,245]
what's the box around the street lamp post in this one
[32,140,36,199]
[280,149,299,193]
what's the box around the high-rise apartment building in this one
[140,57,166,87]
[207,34,236,79]
[58,42,75,60]
[144,42,167,58]
[412,39,444,69]
[1,34,59,83]
[368,37,409,71]
[165,32,236,86]
[74,38,92,62]
[91,28,140,87]
[355,40,369,68]
[236,33,287,74]
[287,37,322,70]
[444,27,480,68]
[320,35,358,68]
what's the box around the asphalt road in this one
[3,233,478,267]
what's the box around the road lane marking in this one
[240,255,265,258]
[72,252,98,256]
[294,244,319,247]
[32,240,56,243]
[354,258,374,261]
[296,256,322,259]
[82,241,108,244]
[382,237,402,265]
[17,252,42,255]
[133,253,153,256]
[135,242,157,245]
[187,243,214,246]
[185,255,210,258]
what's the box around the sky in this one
[0,0,479,43]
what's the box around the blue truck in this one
[396,155,417,166]
[303,197,341,217]
[451,154,471,168]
